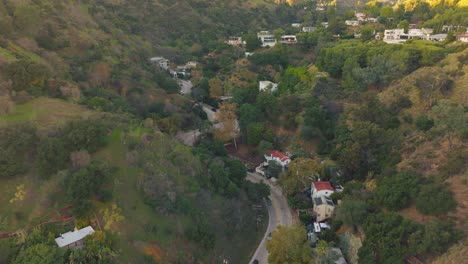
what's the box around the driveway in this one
[247,172,293,264]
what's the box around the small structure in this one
[55,226,95,249]
[321,22,329,28]
[257,31,277,47]
[185,61,198,69]
[280,35,297,44]
[312,181,334,198]
[226,36,245,46]
[291,23,301,28]
[366,17,378,23]
[456,34,468,42]
[264,150,290,167]
[150,57,169,71]
[259,81,278,92]
[383,29,409,44]
[427,34,447,42]
[313,195,335,222]
[302,26,316,33]
[330,247,348,264]
[345,20,359,27]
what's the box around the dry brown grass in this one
[431,239,468,264]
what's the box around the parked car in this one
[252,260,259,264]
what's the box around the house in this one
[226,36,245,46]
[313,195,335,222]
[366,17,378,23]
[280,35,297,44]
[259,81,278,92]
[150,57,169,71]
[345,20,359,27]
[185,61,198,69]
[355,12,366,21]
[408,28,433,38]
[383,29,409,44]
[456,34,468,42]
[291,23,301,28]
[264,150,290,167]
[330,247,348,264]
[257,31,277,47]
[316,3,325,11]
[427,34,447,42]
[311,181,334,198]
[321,22,329,28]
[302,26,316,33]
[55,226,95,249]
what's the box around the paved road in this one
[247,172,293,264]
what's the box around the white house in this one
[302,26,317,33]
[150,57,169,71]
[321,22,329,28]
[185,61,198,69]
[55,226,95,249]
[311,181,334,199]
[367,17,378,23]
[355,12,366,21]
[456,34,468,42]
[264,150,290,167]
[259,81,278,92]
[427,34,447,42]
[226,36,245,46]
[291,23,301,28]
[383,29,409,44]
[257,31,277,47]
[408,28,433,38]
[280,35,297,44]
[345,20,359,27]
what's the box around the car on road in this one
[252,260,259,264]
[267,232,272,240]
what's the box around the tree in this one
[258,140,274,155]
[38,138,68,178]
[12,244,64,264]
[360,26,375,42]
[375,172,420,210]
[266,225,314,264]
[398,20,409,33]
[225,159,246,186]
[358,213,419,264]
[244,33,262,51]
[208,77,223,98]
[214,102,239,148]
[416,183,456,215]
[409,219,462,255]
[266,160,283,179]
[335,198,369,229]
[431,100,466,146]
[246,122,264,145]
[62,119,107,153]
[279,158,323,195]
[4,59,50,91]
[14,5,41,36]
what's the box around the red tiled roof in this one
[313,181,334,192]
[265,150,289,162]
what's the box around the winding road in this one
[247,172,293,264]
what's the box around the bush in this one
[38,138,68,178]
[62,119,107,153]
[415,116,434,131]
[375,172,420,210]
[439,148,467,177]
[416,183,456,215]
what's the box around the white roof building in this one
[55,226,95,249]
[259,81,278,92]
[257,31,277,47]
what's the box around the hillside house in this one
[185,61,198,69]
[150,57,169,71]
[280,35,297,44]
[355,12,366,21]
[427,34,447,42]
[408,28,433,38]
[456,34,468,42]
[264,150,290,167]
[302,26,316,32]
[291,23,301,28]
[257,31,277,47]
[321,22,329,28]
[383,29,409,43]
[55,226,95,249]
[259,81,278,92]
[226,36,245,46]
[367,17,378,23]
[311,181,334,199]
[313,195,335,222]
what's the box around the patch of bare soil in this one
[447,174,468,235]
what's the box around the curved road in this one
[247,172,293,264]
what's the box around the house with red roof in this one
[311,181,334,199]
[264,150,291,167]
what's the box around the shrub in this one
[415,116,434,131]
[416,183,456,215]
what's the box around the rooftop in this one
[265,150,289,162]
[313,181,334,192]
[55,226,95,248]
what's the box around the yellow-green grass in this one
[0,47,17,62]
[0,97,97,129]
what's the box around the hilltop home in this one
[383,29,409,44]
[355,12,366,21]
[313,195,335,222]
[257,31,277,47]
[427,34,447,42]
[259,81,278,92]
[280,35,297,44]
[150,57,169,71]
[291,23,301,28]
[264,150,290,167]
[456,34,468,42]
[55,226,95,249]
[302,26,317,32]
[311,181,334,199]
